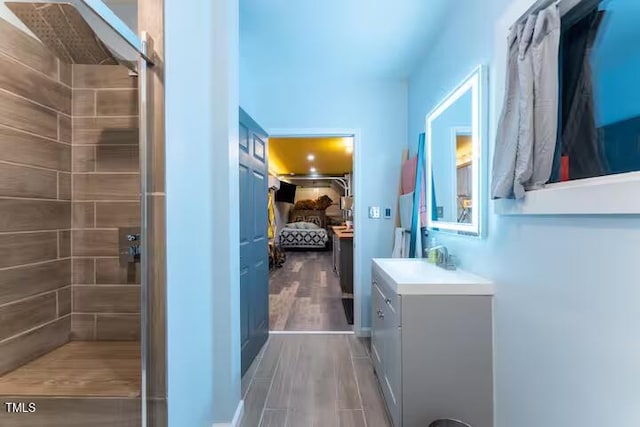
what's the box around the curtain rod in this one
[511,0,559,29]
[510,0,588,30]
[509,0,568,31]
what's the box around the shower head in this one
[5,0,142,71]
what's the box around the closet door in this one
[239,108,269,374]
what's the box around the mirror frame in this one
[425,65,487,236]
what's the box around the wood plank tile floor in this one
[0,341,140,397]
[270,251,351,331]
[241,334,391,427]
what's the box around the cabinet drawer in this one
[372,274,401,327]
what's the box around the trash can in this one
[428,420,472,427]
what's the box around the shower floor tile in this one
[0,341,140,397]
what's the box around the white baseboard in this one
[231,400,244,427]
[211,400,244,427]
[356,327,371,337]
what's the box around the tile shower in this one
[0,16,72,375]
[70,64,141,342]
[0,12,145,426]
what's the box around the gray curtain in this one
[560,10,606,179]
[492,4,561,199]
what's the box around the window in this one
[550,0,640,182]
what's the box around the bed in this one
[288,209,327,228]
[279,221,329,250]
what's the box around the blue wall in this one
[592,0,640,126]
[408,0,640,426]
[240,60,407,331]
[166,0,241,424]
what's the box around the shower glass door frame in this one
[74,2,156,425]
[0,0,156,424]
[138,30,153,427]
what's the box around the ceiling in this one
[269,137,353,176]
[240,0,453,79]
[99,1,454,79]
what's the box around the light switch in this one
[384,207,392,219]
[369,206,381,219]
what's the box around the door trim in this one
[267,128,363,336]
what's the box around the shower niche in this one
[0,2,158,426]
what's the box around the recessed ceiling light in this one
[310,167,317,173]
[307,154,315,161]
[344,138,354,154]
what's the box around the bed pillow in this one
[301,221,321,229]
[286,221,320,230]
[305,215,322,227]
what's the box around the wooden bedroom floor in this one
[0,341,141,397]
[269,251,351,331]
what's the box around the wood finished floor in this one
[241,334,391,427]
[270,251,351,331]
[0,341,140,397]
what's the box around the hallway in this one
[241,334,390,427]
[269,252,351,331]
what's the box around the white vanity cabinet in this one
[371,259,495,427]
[372,278,402,424]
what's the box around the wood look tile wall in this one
[71,64,140,342]
[0,17,72,376]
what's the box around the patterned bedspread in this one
[279,228,329,249]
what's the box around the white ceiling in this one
[240,0,453,79]
[100,0,453,79]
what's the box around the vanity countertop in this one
[373,258,494,296]
[332,226,354,239]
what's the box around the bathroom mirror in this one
[426,65,486,236]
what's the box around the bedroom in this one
[267,136,355,332]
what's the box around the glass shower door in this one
[0,1,157,425]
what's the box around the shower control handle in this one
[126,233,141,263]
[129,245,140,257]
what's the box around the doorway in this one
[267,132,357,333]
[238,122,362,374]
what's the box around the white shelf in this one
[494,171,640,215]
